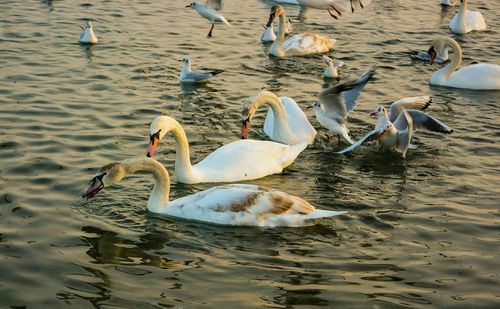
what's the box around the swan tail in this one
[279,141,308,166]
[306,210,347,220]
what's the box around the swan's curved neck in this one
[437,38,462,79]
[457,0,467,28]
[250,91,294,140]
[166,121,196,181]
[270,11,287,57]
[123,158,170,213]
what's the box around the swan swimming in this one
[146,115,307,184]
[82,157,346,227]
[427,37,500,90]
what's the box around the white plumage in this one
[146,116,307,184]
[82,157,346,227]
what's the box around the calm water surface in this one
[1,0,499,307]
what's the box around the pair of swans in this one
[448,0,486,35]
[427,37,500,90]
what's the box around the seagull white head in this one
[312,101,324,112]
[370,106,386,118]
[322,55,333,64]
[85,21,93,29]
[185,2,198,8]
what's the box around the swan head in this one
[147,116,175,157]
[240,95,259,139]
[82,162,126,199]
[428,37,449,65]
[266,5,284,27]
[370,106,387,118]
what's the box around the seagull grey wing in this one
[336,129,380,155]
[389,96,432,122]
[318,66,376,117]
[184,71,214,81]
[395,111,413,157]
[404,110,454,134]
[343,66,376,113]
[206,0,223,11]
[318,84,348,118]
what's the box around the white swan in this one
[448,0,486,34]
[266,5,336,58]
[82,157,346,227]
[79,21,98,44]
[146,116,307,184]
[428,37,500,90]
[261,18,293,43]
[240,91,317,145]
[323,55,344,78]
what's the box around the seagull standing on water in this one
[179,57,224,83]
[337,99,453,157]
[313,66,376,144]
[186,0,230,38]
[79,21,98,44]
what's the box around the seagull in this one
[297,0,370,19]
[337,101,453,157]
[186,0,230,38]
[79,21,98,44]
[313,66,376,144]
[411,46,450,64]
[322,55,344,78]
[179,57,224,83]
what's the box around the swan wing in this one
[193,140,307,182]
[168,184,345,227]
[466,11,486,30]
[264,97,317,144]
[445,63,500,90]
[283,33,335,56]
[389,96,431,122]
